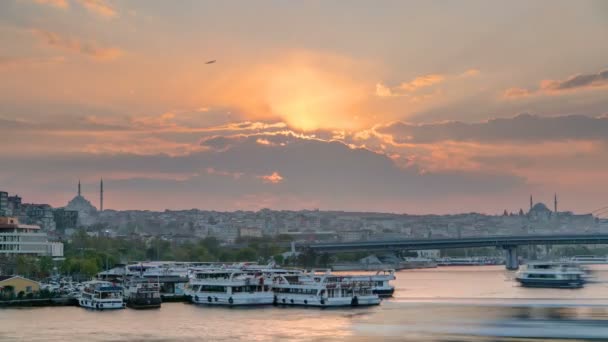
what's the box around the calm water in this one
[3,265,608,341]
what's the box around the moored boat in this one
[78,280,125,310]
[188,269,274,306]
[124,279,162,309]
[272,271,381,307]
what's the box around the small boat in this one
[123,279,162,309]
[78,280,125,310]
[272,271,381,307]
[515,262,586,288]
[188,269,274,306]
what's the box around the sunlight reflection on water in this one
[2,266,608,341]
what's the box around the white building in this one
[0,217,64,257]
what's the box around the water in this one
[2,266,608,341]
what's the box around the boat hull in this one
[191,292,274,306]
[78,298,125,310]
[516,278,584,289]
[274,294,381,307]
[373,287,394,298]
[126,298,162,309]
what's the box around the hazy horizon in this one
[2,0,608,214]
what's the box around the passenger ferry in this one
[340,270,395,297]
[272,271,381,307]
[78,280,125,310]
[515,262,586,288]
[569,255,608,265]
[188,269,274,306]
[123,279,162,309]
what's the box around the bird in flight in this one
[206,60,216,64]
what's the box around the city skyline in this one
[1,1,608,213]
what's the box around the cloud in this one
[504,68,608,99]
[375,82,397,97]
[503,87,532,99]
[400,74,445,92]
[376,69,474,99]
[75,0,117,18]
[377,114,608,144]
[0,131,525,213]
[32,0,68,8]
[258,171,284,184]
[541,69,608,92]
[30,29,123,61]
[460,69,480,78]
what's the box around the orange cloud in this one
[503,87,532,99]
[460,69,480,78]
[76,0,117,18]
[399,74,445,92]
[33,0,68,8]
[30,29,123,61]
[258,171,284,184]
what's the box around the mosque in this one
[65,179,104,226]
[527,194,595,226]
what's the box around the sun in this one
[265,62,366,131]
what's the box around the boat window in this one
[199,285,227,293]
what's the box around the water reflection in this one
[2,266,608,341]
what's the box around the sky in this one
[1,0,608,214]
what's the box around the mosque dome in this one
[530,202,551,214]
[66,195,97,214]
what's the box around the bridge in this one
[304,234,608,270]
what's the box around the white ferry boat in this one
[78,280,125,310]
[340,270,396,297]
[188,269,274,306]
[272,271,381,307]
[569,255,608,265]
[515,262,586,288]
[123,279,162,309]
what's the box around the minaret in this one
[529,195,533,211]
[78,179,81,197]
[554,193,558,213]
[100,178,104,212]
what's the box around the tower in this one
[78,179,81,197]
[554,193,558,213]
[100,178,104,212]
[529,195,533,211]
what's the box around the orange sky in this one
[1,0,608,214]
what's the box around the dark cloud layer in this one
[378,114,608,144]
[0,133,525,213]
[544,69,608,91]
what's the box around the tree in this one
[318,253,331,268]
[235,247,257,261]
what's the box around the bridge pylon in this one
[503,246,519,270]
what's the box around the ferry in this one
[340,270,396,297]
[123,279,162,309]
[569,255,608,265]
[436,257,501,266]
[272,271,381,307]
[515,262,586,288]
[188,269,274,306]
[78,280,125,310]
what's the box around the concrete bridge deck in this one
[304,234,608,270]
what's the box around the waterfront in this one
[2,265,608,341]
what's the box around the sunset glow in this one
[1,0,608,213]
